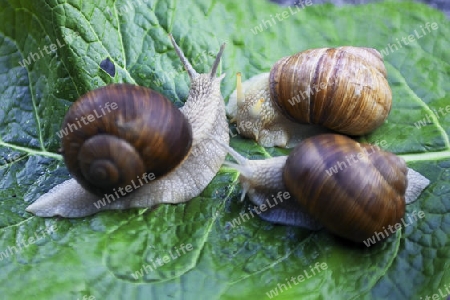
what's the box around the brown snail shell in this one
[61,84,193,196]
[215,134,429,243]
[283,134,407,242]
[27,34,229,218]
[270,47,392,135]
[227,47,393,147]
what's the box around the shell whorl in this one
[270,47,392,135]
[26,36,229,217]
[226,47,393,147]
[61,84,193,196]
[283,134,407,242]
[222,134,430,242]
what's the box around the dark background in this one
[270,0,450,18]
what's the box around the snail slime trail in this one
[56,101,118,139]
[93,172,156,209]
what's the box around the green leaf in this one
[1,0,449,299]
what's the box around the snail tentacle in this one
[168,34,198,79]
[227,47,392,148]
[26,36,228,218]
[221,135,430,242]
[220,140,323,229]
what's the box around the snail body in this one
[227,47,392,147]
[26,35,228,218]
[224,134,430,243]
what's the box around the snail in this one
[222,134,430,243]
[226,47,392,147]
[26,34,229,218]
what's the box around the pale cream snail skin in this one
[221,134,430,243]
[226,47,392,148]
[26,35,229,218]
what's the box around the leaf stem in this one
[400,150,450,163]
[0,140,62,161]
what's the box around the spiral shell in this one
[282,134,407,242]
[270,47,392,135]
[61,83,192,196]
[226,47,393,147]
